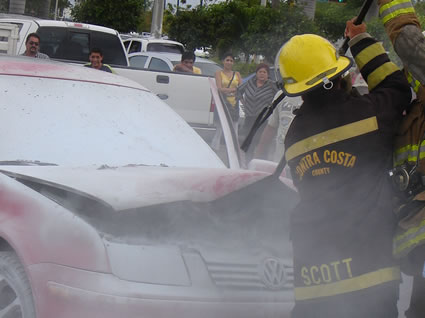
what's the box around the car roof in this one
[123,36,183,46]
[128,52,215,64]
[0,55,146,90]
[0,14,118,35]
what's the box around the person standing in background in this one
[255,95,302,162]
[84,48,114,73]
[173,51,202,74]
[211,52,241,151]
[21,33,49,59]
[238,63,278,162]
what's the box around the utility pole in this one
[151,0,165,38]
[54,0,59,20]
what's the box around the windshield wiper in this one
[0,160,58,166]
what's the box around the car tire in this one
[0,251,36,318]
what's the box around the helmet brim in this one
[282,56,353,97]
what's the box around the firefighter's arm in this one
[348,28,400,93]
[347,24,411,113]
[378,0,425,85]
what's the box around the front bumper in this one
[29,263,294,318]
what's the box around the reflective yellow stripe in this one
[381,7,416,24]
[295,267,400,300]
[379,0,411,14]
[355,43,387,70]
[395,232,425,257]
[285,117,378,161]
[395,218,425,242]
[394,144,417,155]
[394,141,425,166]
[394,221,425,257]
[367,62,399,91]
[407,72,421,93]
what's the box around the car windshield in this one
[37,27,128,66]
[195,62,222,76]
[170,60,222,77]
[147,43,184,54]
[0,72,224,168]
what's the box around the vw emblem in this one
[260,258,287,290]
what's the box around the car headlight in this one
[104,240,191,286]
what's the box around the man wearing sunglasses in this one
[22,33,49,59]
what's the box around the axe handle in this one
[339,0,375,55]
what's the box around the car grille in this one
[205,260,293,291]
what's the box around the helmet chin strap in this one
[323,77,334,90]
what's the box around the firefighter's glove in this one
[345,17,367,40]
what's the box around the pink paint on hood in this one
[0,165,269,211]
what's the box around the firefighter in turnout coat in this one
[280,21,412,317]
[377,0,425,316]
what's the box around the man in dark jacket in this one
[280,20,412,317]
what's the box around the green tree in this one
[72,0,144,33]
[25,0,70,18]
[414,1,425,28]
[314,1,363,41]
[241,2,317,62]
[203,0,253,57]
[166,0,317,62]
[164,7,211,50]
[0,0,8,12]
[1,0,70,17]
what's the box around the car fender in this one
[0,172,109,272]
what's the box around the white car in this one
[123,35,185,55]
[0,55,297,318]
[195,47,211,58]
[128,51,222,77]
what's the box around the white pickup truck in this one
[0,14,215,127]
[0,22,18,55]
[114,66,215,126]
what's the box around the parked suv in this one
[0,14,128,66]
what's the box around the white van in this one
[0,14,129,66]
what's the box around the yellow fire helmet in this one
[277,34,353,96]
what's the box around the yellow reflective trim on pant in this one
[355,43,387,70]
[367,62,399,91]
[285,117,378,162]
[407,72,421,93]
[395,218,425,242]
[394,219,425,257]
[394,144,417,165]
[294,266,401,300]
[394,141,425,166]
[381,7,416,24]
